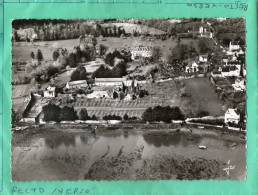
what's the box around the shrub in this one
[78,108,89,120]
[103,115,122,120]
[91,115,98,120]
[59,106,78,121]
[36,49,43,61]
[189,118,224,126]
[142,106,185,123]
[42,104,61,122]
[52,50,60,61]
[123,114,129,120]
[196,110,210,117]
[71,66,88,81]
[47,66,59,78]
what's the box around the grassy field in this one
[182,77,224,117]
[12,37,198,62]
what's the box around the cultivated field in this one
[51,78,224,119]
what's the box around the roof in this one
[199,54,208,58]
[230,41,240,45]
[222,66,230,72]
[67,80,87,86]
[131,46,152,52]
[212,71,221,75]
[225,108,239,117]
[46,86,56,91]
[95,78,126,82]
[229,66,238,71]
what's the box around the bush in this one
[47,66,59,78]
[123,114,129,120]
[103,115,122,120]
[123,114,138,121]
[52,50,60,61]
[196,110,210,117]
[142,106,185,123]
[68,53,77,67]
[59,106,78,121]
[189,118,224,126]
[91,115,98,120]
[78,108,89,120]
[71,65,88,81]
[92,62,127,78]
[42,104,61,122]
[36,49,43,61]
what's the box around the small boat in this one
[198,145,207,150]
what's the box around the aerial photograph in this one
[11,18,246,181]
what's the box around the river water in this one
[12,128,246,180]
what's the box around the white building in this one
[229,41,240,51]
[43,86,56,98]
[95,78,126,86]
[87,91,110,99]
[131,46,153,60]
[199,26,213,38]
[66,80,88,89]
[199,54,208,63]
[224,109,240,124]
[232,79,245,92]
[185,61,199,73]
[221,66,240,77]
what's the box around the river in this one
[12,127,246,180]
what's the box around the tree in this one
[52,50,60,61]
[91,115,98,120]
[71,65,88,81]
[46,66,59,78]
[142,106,185,123]
[123,113,129,120]
[79,108,89,120]
[30,52,35,60]
[198,39,211,54]
[92,65,112,78]
[99,44,108,56]
[59,106,78,121]
[68,53,77,67]
[36,49,43,61]
[42,104,61,122]
[112,59,127,77]
[12,109,20,124]
[151,46,162,62]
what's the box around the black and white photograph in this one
[11,18,246,181]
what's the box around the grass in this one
[182,77,224,117]
[12,37,198,62]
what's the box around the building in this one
[224,108,240,124]
[221,66,240,77]
[185,61,199,73]
[66,80,88,89]
[199,26,213,38]
[94,77,126,86]
[232,79,245,92]
[199,54,208,63]
[87,91,110,99]
[229,41,240,51]
[131,46,153,60]
[211,70,222,78]
[43,86,56,98]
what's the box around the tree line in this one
[42,104,185,123]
